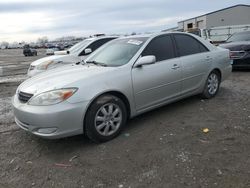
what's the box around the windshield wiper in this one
[85,61,107,67]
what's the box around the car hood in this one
[219,41,250,51]
[18,64,114,95]
[31,55,68,66]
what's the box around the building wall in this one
[177,5,250,31]
[178,22,184,30]
[206,6,250,29]
[196,16,207,29]
[178,15,207,31]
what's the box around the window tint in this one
[174,34,208,56]
[80,38,115,55]
[142,35,175,62]
[88,38,115,51]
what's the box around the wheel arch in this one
[83,90,131,132]
[211,68,222,80]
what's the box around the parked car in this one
[12,32,231,142]
[46,47,59,55]
[219,31,250,69]
[27,36,117,77]
[23,45,37,56]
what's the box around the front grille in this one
[18,91,33,103]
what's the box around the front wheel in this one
[201,71,221,99]
[85,95,127,143]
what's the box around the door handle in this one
[172,64,180,70]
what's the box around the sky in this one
[0,0,249,43]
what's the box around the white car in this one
[46,47,59,55]
[28,36,117,77]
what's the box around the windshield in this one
[227,32,250,42]
[86,37,148,67]
[68,39,93,54]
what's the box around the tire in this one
[85,95,127,143]
[201,70,221,99]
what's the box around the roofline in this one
[117,31,198,39]
[178,4,250,23]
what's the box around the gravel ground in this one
[0,49,250,188]
[0,49,46,78]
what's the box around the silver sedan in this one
[12,32,232,142]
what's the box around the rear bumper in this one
[232,58,250,68]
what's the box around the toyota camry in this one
[12,32,232,142]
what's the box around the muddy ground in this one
[0,49,250,188]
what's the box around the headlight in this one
[28,88,78,106]
[36,60,55,70]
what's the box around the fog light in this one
[37,128,57,134]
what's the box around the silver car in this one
[12,32,232,142]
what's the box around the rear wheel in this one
[85,95,127,143]
[201,70,221,99]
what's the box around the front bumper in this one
[12,94,89,139]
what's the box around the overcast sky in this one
[0,0,249,42]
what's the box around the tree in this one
[0,41,9,49]
[37,36,48,45]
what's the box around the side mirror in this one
[84,48,92,55]
[135,55,156,68]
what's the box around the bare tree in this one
[0,41,9,49]
[37,36,48,45]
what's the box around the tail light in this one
[229,51,246,59]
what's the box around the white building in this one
[178,4,250,31]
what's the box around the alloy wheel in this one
[207,73,219,95]
[94,103,122,136]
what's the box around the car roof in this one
[114,31,215,51]
[117,31,197,40]
[85,36,119,41]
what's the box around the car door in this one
[173,34,211,94]
[132,35,182,111]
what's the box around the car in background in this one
[46,47,59,55]
[220,31,250,69]
[13,32,231,142]
[27,36,117,77]
[23,45,37,56]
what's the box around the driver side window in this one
[142,35,175,62]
